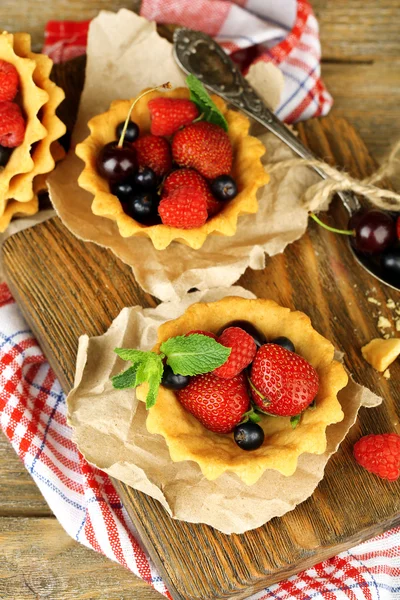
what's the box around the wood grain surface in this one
[2,57,400,599]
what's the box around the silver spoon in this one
[173,28,399,292]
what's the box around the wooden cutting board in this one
[2,57,400,600]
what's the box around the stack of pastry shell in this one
[0,31,66,231]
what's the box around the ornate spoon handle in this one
[173,28,360,215]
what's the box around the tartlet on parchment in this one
[137,297,347,486]
[0,31,66,231]
[76,88,269,250]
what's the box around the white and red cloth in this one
[1,282,400,598]
[1,1,400,598]
[44,0,332,123]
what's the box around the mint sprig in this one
[186,74,228,132]
[111,334,230,409]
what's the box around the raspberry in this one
[186,330,217,339]
[0,101,25,148]
[163,169,220,216]
[214,327,256,379]
[134,134,172,177]
[148,98,199,136]
[172,121,233,179]
[353,433,400,481]
[158,186,208,229]
[0,60,19,101]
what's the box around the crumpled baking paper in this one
[48,9,325,303]
[67,287,381,534]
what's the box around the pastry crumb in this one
[368,297,381,306]
[383,369,391,379]
[361,338,400,372]
[387,299,396,309]
[377,316,392,330]
[383,333,391,339]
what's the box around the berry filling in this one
[95,77,239,230]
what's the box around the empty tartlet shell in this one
[0,32,49,210]
[76,88,269,250]
[7,33,66,202]
[136,297,347,486]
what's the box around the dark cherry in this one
[217,319,266,348]
[134,166,158,189]
[162,365,190,390]
[381,249,400,285]
[110,179,136,203]
[0,144,12,167]
[353,210,396,255]
[97,142,137,183]
[270,336,295,353]
[125,189,160,224]
[234,422,265,451]
[210,175,238,201]
[116,120,139,143]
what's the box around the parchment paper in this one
[48,9,325,303]
[67,287,382,535]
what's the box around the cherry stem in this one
[309,212,355,236]
[117,82,172,148]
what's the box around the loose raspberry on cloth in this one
[44,0,332,122]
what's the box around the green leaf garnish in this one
[290,414,302,429]
[186,74,228,132]
[111,365,138,389]
[160,334,230,375]
[112,333,230,409]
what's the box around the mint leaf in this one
[290,414,302,429]
[113,348,164,409]
[111,365,137,389]
[186,74,228,132]
[161,334,230,376]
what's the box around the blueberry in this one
[271,336,295,353]
[111,179,136,203]
[217,319,266,348]
[210,175,238,201]
[162,365,190,390]
[0,145,12,167]
[234,422,264,451]
[125,189,161,225]
[134,167,158,189]
[116,120,139,143]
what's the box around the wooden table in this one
[0,2,399,598]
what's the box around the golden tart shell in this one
[137,297,347,486]
[76,88,269,250]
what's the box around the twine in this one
[265,139,400,213]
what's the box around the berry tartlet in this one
[76,80,269,250]
[0,32,66,231]
[116,297,347,485]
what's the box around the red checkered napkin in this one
[1,282,400,599]
[44,0,332,123]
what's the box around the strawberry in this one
[163,168,220,216]
[134,134,172,176]
[214,327,256,379]
[0,60,19,102]
[148,98,199,136]
[158,186,208,229]
[172,121,233,179]
[354,433,400,481]
[177,372,250,434]
[0,101,25,147]
[250,344,319,416]
[186,330,217,339]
